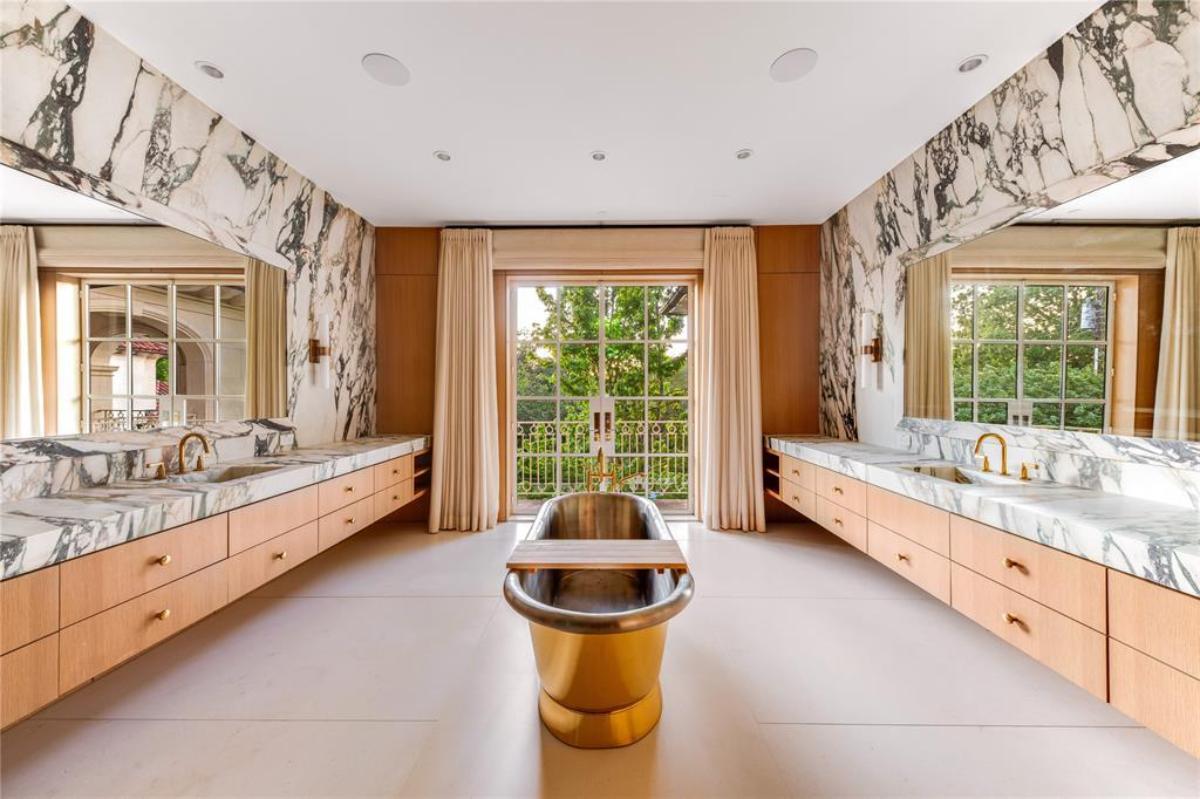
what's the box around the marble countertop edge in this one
[767,436,1200,599]
[0,435,430,581]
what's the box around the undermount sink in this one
[897,464,1008,485]
[167,464,284,484]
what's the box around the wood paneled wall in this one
[754,225,822,520]
[375,228,440,522]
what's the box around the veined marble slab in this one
[0,435,429,581]
[767,436,1200,599]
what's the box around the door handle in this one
[604,411,612,441]
[593,412,601,442]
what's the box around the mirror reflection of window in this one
[950,280,1111,432]
[84,281,247,432]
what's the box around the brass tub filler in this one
[503,492,694,748]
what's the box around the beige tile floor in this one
[2,519,1198,798]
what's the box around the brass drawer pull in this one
[392,495,400,501]
[791,469,800,476]
[896,553,910,562]
[344,485,355,493]
[155,554,172,566]
[155,609,171,621]
[790,495,799,503]
[1003,557,1027,573]
[274,550,288,560]
[833,517,844,527]
[833,486,844,495]
[345,517,356,525]
[1003,612,1026,630]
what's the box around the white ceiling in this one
[1026,147,1200,223]
[73,2,1099,227]
[0,165,150,224]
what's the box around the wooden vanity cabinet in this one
[0,448,428,731]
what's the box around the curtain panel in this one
[695,227,766,532]
[904,254,953,420]
[429,229,500,532]
[245,258,288,418]
[1,225,45,439]
[1154,228,1200,441]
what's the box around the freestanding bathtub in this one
[503,492,694,748]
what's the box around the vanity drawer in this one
[1,634,59,729]
[867,486,949,556]
[0,566,59,654]
[373,455,414,491]
[228,486,318,554]
[867,522,950,602]
[815,496,866,551]
[318,469,375,515]
[1108,571,1200,680]
[779,455,815,492]
[374,479,415,522]
[227,522,318,600]
[1109,639,1200,758]
[950,563,1106,700]
[815,467,867,515]
[318,497,375,551]
[59,515,227,627]
[778,477,815,519]
[949,516,1106,632]
[60,562,227,692]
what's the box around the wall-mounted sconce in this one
[860,311,882,363]
[309,313,331,389]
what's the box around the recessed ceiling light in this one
[433,150,451,162]
[361,52,411,86]
[735,148,754,160]
[194,61,224,79]
[957,54,988,73]
[591,150,607,162]
[769,48,819,83]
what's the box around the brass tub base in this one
[538,683,662,748]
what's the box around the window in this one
[83,280,246,432]
[951,280,1112,432]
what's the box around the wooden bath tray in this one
[507,540,688,571]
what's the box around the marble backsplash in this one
[0,420,296,504]
[899,417,1200,513]
[0,2,376,445]
[819,1,1200,447]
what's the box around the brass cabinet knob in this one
[345,517,356,525]
[791,469,800,477]
[896,553,910,562]
[344,485,355,493]
[833,517,844,527]
[274,550,288,560]
[156,554,172,566]
[392,495,400,501]
[155,609,171,621]
[392,469,400,475]
[833,486,844,495]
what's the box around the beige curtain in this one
[695,227,765,532]
[1,226,45,438]
[429,229,499,532]
[245,259,287,418]
[1153,228,1200,441]
[904,253,953,420]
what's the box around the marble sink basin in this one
[167,464,285,484]
[897,464,1013,486]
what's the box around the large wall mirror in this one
[905,149,1200,441]
[0,165,288,440]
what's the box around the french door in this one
[510,279,692,514]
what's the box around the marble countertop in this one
[0,435,430,581]
[768,436,1200,598]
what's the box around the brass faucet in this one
[177,432,211,474]
[973,432,1009,476]
[584,450,645,493]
